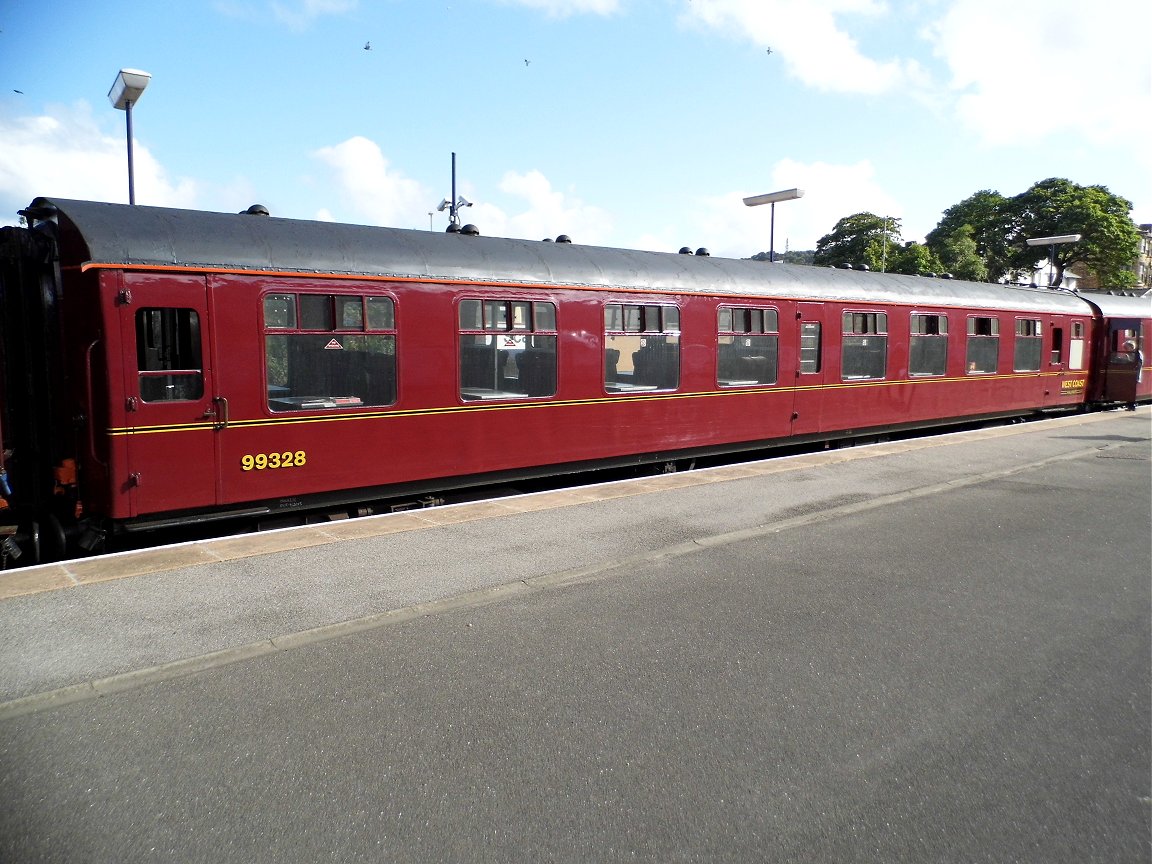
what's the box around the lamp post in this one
[743,188,804,262]
[1025,233,1081,287]
[107,69,151,205]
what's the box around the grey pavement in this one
[1,410,1149,862]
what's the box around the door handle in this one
[209,396,228,430]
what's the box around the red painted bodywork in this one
[80,270,1136,524]
[3,198,1145,551]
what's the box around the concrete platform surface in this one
[0,410,1148,863]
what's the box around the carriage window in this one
[604,303,680,392]
[1070,321,1086,369]
[299,294,335,330]
[264,293,396,411]
[366,296,395,330]
[841,311,888,380]
[966,316,1000,374]
[458,299,557,400]
[910,313,948,377]
[263,294,296,329]
[136,308,204,402]
[717,306,779,387]
[1014,319,1043,372]
[1049,327,1064,365]
[1110,327,1139,352]
[800,322,822,374]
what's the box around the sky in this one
[1,0,1149,259]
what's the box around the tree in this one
[887,242,944,277]
[925,190,1012,280]
[931,225,988,282]
[1005,178,1139,288]
[812,213,902,271]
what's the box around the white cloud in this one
[272,0,357,30]
[297,139,619,242]
[486,170,614,244]
[642,158,903,258]
[682,0,920,94]
[311,136,431,227]
[0,103,197,224]
[925,0,1152,151]
[494,0,620,17]
[213,0,356,30]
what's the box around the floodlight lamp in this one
[108,69,152,110]
[743,188,805,207]
[1026,234,1081,246]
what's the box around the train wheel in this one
[41,514,67,562]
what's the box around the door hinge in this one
[125,396,139,412]
[117,289,132,305]
[128,472,141,487]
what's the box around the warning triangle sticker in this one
[323,338,343,350]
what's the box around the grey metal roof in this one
[32,197,1115,316]
[1078,291,1152,319]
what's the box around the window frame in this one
[603,301,681,393]
[840,309,889,381]
[457,298,558,401]
[262,291,398,412]
[135,307,205,403]
[1013,318,1044,372]
[965,315,1000,374]
[716,305,780,388]
[909,312,949,378]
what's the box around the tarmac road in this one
[1,411,1149,862]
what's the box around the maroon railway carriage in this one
[0,198,1148,564]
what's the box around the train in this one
[1,197,1148,566]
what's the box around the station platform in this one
[0,409,1148,863]
[2,408,1147,714]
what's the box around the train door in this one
[1101,319,1142,404]
[1045,315,1068,403]
[118,273,219,516]
[1046,315,1089,402]
[791,302,825,435]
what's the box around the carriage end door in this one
[1102,319,1141,404]
[119,274,219,517]
[791,302,825,436]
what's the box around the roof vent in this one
[461,224,480,236]
[446,223,461,233]
[555,234,572,244]
[242,204,269,216]
[695,248,710,256]
[678,247,693,255]
[839,263,854,269]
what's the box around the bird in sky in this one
[364,41,371,51]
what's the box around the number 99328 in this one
[241,450,307,471]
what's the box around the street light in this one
[743,188,804,262]
[1025,233,1081,287]
[107,69,151,205]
